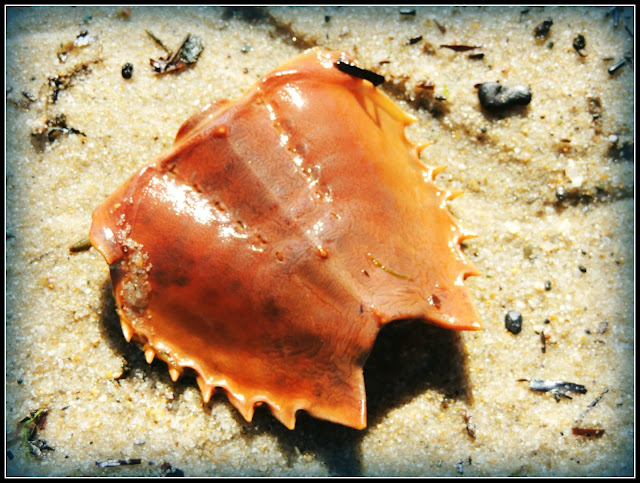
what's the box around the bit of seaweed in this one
[57,30,94,63]
[148,32,204,74]
[44,113,86,143]
[49,63,95,103]
[540,326,551,353]
[20,409,47,439]
[6,90,37,110]
[520,379,587,401]
[440,44,481,52]
[335,59,385,87]
[433,18,446,34]
[96,458,143,468]
[27,439,55,457]
[605,6,622,28]
[367,253,413,281]
[145,29,171,53]
[572,427,605,438]
[574,388,609,426]
[463,411,476,439]
[18,409,54,457]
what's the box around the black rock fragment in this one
[121,63,133,79]
[534,18,553,38]
[505,311,523,334]
[478,82,532,112]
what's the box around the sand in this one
[5,6,635,476]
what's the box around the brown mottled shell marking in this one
[90,48,481,430]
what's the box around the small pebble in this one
[121,63,133,80]
[477,82,532,111]
[399,8,416,16]
[534,18,553,38]
[573,34,587,56]
[505,311,523,334]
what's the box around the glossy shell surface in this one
[90,48,481,430]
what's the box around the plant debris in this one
[20,409,48,438]
[520,379,587,401]
[17,409,54,457]
[608,53,632,75]
[96,458,143,468]
[440,44,482,52]
[605,6,623,28]
[572,427,605,438]
[43,113,86,143]
[433,18,446,34]
[57,30,95,63]
[6,90,37,110]
[574,388,608,426]
[477,82,532,112]
[367,253,413,280]
[463,411,477,439]
[408,35,423,45]
[27,438,55,457]
[148,32,204,74]
[540,326,551,353]
[573,34,587,57]
[335,58,385,87]
[48,62,95,103]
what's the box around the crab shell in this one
[90,48,481,430]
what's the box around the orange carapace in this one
[90,48,481,430]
